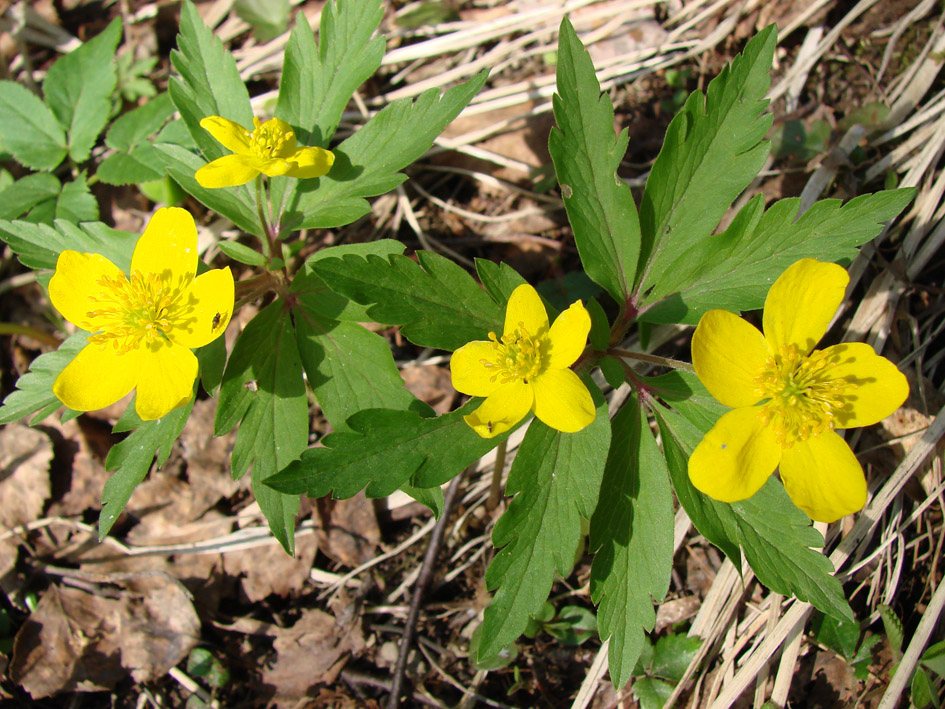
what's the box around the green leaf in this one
[911,667,937,709]
[589,395,674,689]
[99,396,193,538]
[641,188,916,324]
[549,17,640,305]
[0,81,67,170]
[292,71,488,229]
[56,175,99,222]
[169,0,253,160]
[0,219,137,271]
[810,611,861,660]
[0,332,87,425]
[633,677,674,709]
[546,605,598,645]
[97,144,166,185]
[921,641,945,680]
[637,25,776,301]
[314,250,503,350]
[0,173,60,220]
[400,483,445,519]
[478,381,610,660]
[880,604,904,659]
[154,143,260,236]
[106,92,175,152]
[217,240,267,267]
[43,19,121,162]
[276,1,385,146]
[234,0,290,41]
[266,400,500,499]
[474,258,529,307]
[651,634,702,683]
[215,301,307,553]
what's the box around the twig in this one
[387,472,465,708]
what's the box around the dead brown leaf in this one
[314,493,381,568]
[400,364,455,415]
[223,532,317,602]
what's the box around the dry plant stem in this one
[387,472,465,709]
[0,323,61,347]
[610,348,695,373]
[486,438,507,511]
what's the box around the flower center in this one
[81,270,177,355]
[753,344,857,446]
[481,323,545,385]
[251,118,292,159]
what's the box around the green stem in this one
[610,347,694,373]
[0,323,62,347]
[486,438,508,511]
[254,176,276,258]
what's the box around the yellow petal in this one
[692,309,768,408]
[688,407,781,502]
[546,300,590,369]
[285,146,335,179]
[504,284,549,338]
[169,267,235,349]
[199,115,252,154]
[818,342,909,428]
[463,380,533,438]
[780,431,867,522]
[763,258,848,355]
[131,207,198,285]
[195,153,263,188]
[450,340,502,397]
[531,368,595,433]
[134,340,198,420]
[254,157,294,178]
[48,250,124,328]
[53,343,140,412]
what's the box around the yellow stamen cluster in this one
[82,271,178,355]
[481,323,544,385]
[250,117,292,159]
[753,344,857,446]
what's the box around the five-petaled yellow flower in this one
[50,207,234,421]
[195,115,334,188]
[450,284,595,438]
[688,258,908,523]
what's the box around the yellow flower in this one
[49,207,234,421]
[194,115,334,188]
[688,258,908,522]
[450,284,595,438]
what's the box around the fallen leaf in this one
[223,532,317,602]
[314,493,381,568]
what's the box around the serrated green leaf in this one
[637,26,776,300]
[0,332,87,425]
[547,605,597,645]
[97,144,166,185]
[651,634,702,683]
[474,258,529,307]
[0,81,67,170]
[400,483,445,519]
[99,396,193,538]
[314,250,503,350]
[641,188,916,324]
[585,297,610,351]
[912,667,937,709]
[0,173,60,220]
[215,301,307,553]
[921,641,945,679]
[291,71,488,229]
[266,399,500,499]
[589,395,673,689]
[880,605,904,659]
[106,92,175,151]
[56,175,99,222]
[169,0,253,160]
[549,17,640,305]
[478,381,610,660]
[43,19,121,162]
[633,677,674,709]
[276,2,384,147]
[810,611,861,660]
[154,142,260,235]
[0,219,136,271]
[234,0,290,41]
[217,240,267,266]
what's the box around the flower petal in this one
[531,368,595,433]
[463,380,533,438]
[131,207,198,286]
[134,340,198,420]
[195,153,262,188]
[780,431,867,522]
[688,407,781,503]
[504,284,549,338]
[53,344,140,412]
[763,258,848,355]
[818,342,909,428]
[49,250,124,328]
[200,115,252,154]
[169,267,235,349]
[546,300,590,369]
[450,340,502,397]
[692,309,768,408]
[254,157,294,178]
[285,146,335,179]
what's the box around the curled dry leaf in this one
[10,575,200,698]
